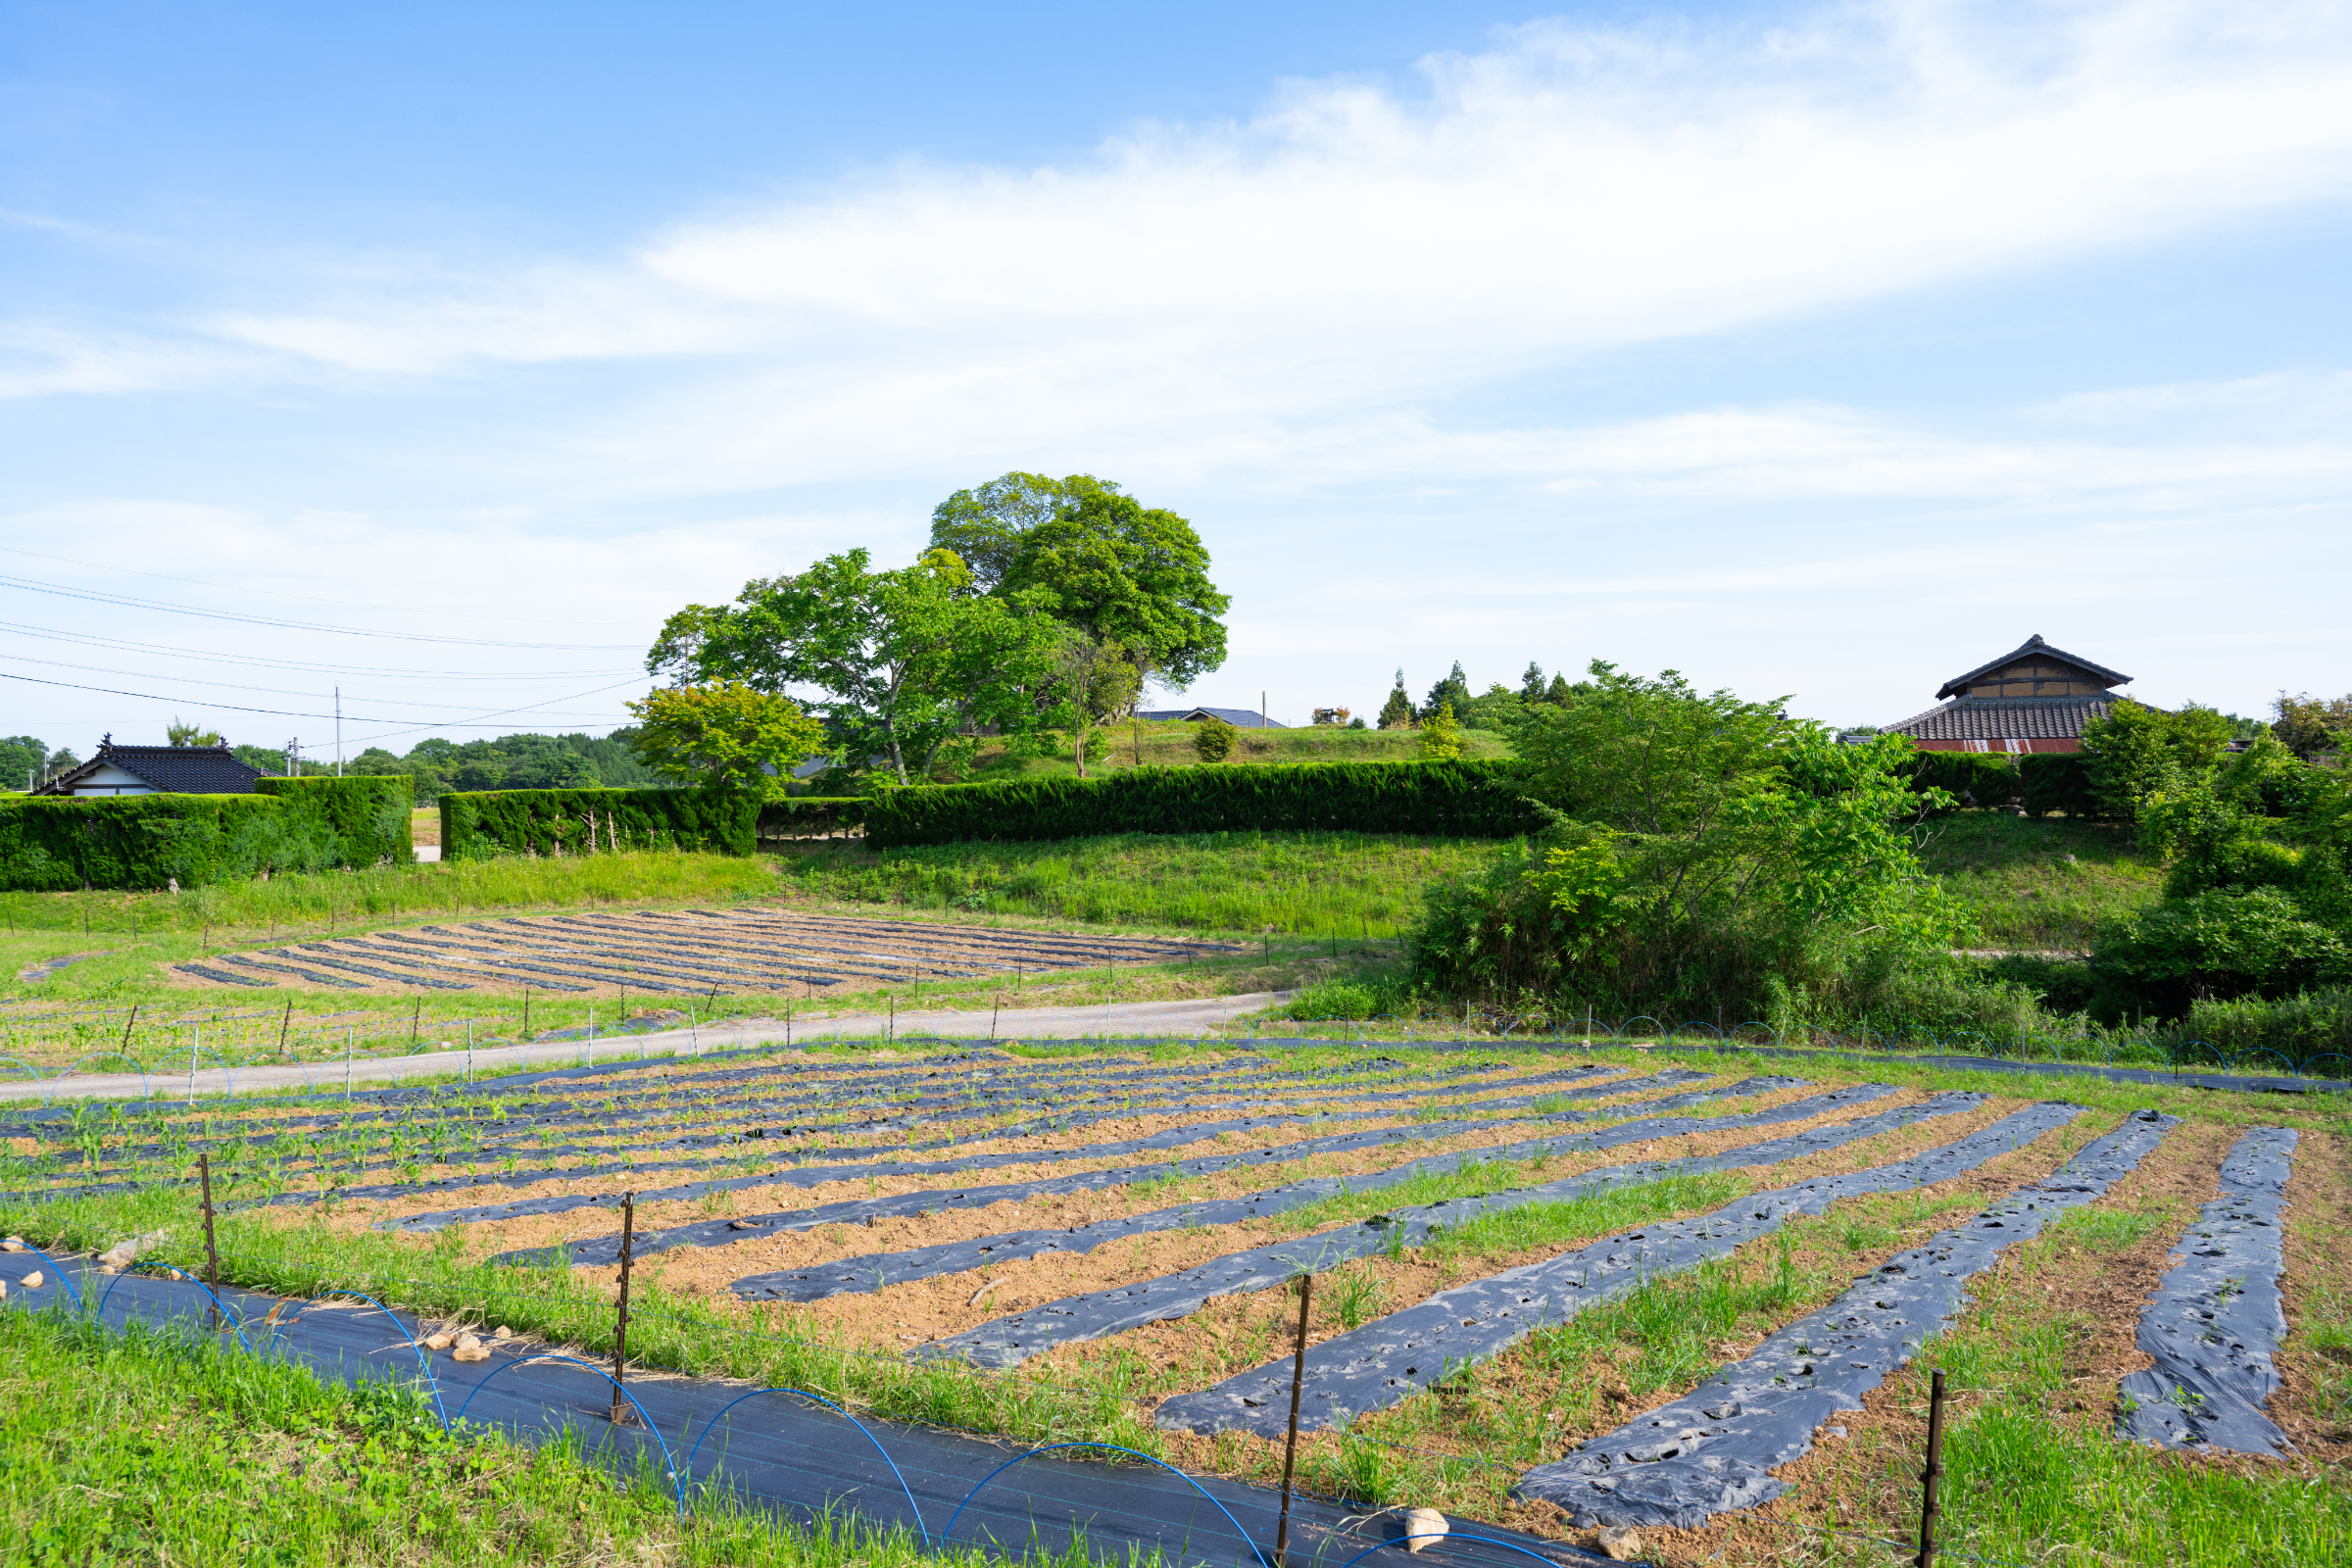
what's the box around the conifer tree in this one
[1378,669,1415,729]
[1421,662,1471,721]
[1520,662,1546,701]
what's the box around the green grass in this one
[953,719,1511,783]
[773,830,1510,937]
[0,1306,1095,1568]
[1914,812,2164,950]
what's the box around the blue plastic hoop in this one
[940,1441,1263,1563]
[682,1386,929,1542]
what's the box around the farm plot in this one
[166,906,1239,997]
[4,1041,2344,1565]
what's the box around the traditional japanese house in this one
[1883,634,2131,755]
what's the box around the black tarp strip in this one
[924,1082,1900,1366]
[1513,1107,2180,1530]
[2115,1124,2299,1454]
[1152,1096,2061,1432]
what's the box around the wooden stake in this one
[1274,1271,1314,1568]
[1916,1368,1947,1568]
[198,1151,221,1328]
[277,1000,292,1055]
[611,1192,638,1424]
[121,1004,140,1054]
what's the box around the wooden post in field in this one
[1274,1271,1314,1568]
[1916,1368,1947,1568]
[198,1151,221,1329]
[611,1193,638,1425]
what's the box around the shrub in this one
[1902,751,2019,809]
[0,777,409,891]
[440,787,759,861]
[1193,717,1238,763]
[755,797,869,841]
[1417,703,1465,761]
[253,775,413,866]
[2091,886,2349,1015]
[2177,988,2352,1064]
[860,760,1541,849]
[2019,753,2097,818]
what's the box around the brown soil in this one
[2273,1127,2352,1451]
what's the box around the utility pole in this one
[283,738,300,777]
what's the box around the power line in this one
[0,542,655,629]
[0,650,645,710]
[0,667,645,728]
[0,571,642,650]
[0,618,636,678]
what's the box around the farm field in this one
[4,1041,2345,1567]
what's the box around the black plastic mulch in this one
[2,1255,1609,1568]
[1515,1107,2181,1530]
[2116,1123,2299,1453]
[924,1081,1886,1366]
[1154,1094,2064,1434]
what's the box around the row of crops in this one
[0,1041,2315,1559]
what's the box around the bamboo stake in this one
[1274,1272,1315,1568]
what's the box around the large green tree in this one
[1511,661,1788,836]
[624,682,826,799]
[646,548,1066,785]
[930,472,1231,689]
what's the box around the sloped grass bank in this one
[774,830,1508,937]
[1917,813,2163,951]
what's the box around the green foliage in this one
[1049,636,1142,778]
[1192,716,1238,763]
[440,787,759,861]
[860,760,1541,849]
[2091,886,2349,1013]
[1406,725,1964,1023]
[927,469,1066,590]
[1419,661,1470,722]
[0,733,44,791]
[2273,690,2352,760]
[2081,699,2235,828]
[997,475,1231,687]
[343,731,661,804]
[1510,661,1786,834]
[2018,752,2097,817]
[0,775,410,891]
[1377,669,1414,730]
[253,774,416,867]
[623,681,825,799]
[1902,750,2019,808]
[647,546,1068,785]
[1415,702,1464,761]
[165,717,224,747]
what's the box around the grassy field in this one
[1914,811,2163,951]
[952,718,1510,782]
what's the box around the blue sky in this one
[3,0,2348,760]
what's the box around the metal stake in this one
[1917,1368,1947,1568]
[198,1151,221,1328]
[612,1192,638,1424]
[1274,1272,1315,1568]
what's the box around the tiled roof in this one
[1886,696,2119,742]
[1135,707,1289,729]
[38,744,267,795]
[1936,633,2132,701]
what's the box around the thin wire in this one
[0,667,644,730]
[0,648,636,709]
[0,571,638,650]
[0,617,636,678]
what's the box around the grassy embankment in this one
[950,716,1509,782]
[1914,810,2163,952]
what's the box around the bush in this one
[253,775,413,866]
[2175,988,2352,1065]
[440,787,759,861]
[860,760,1543,849]
[1193,717,1238,763]
[756,797,869,841]
[1902,751,2019,808]
[0,777,410,891]
[2090,886,2349,1015]
[2019,754,2097,818]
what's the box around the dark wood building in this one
[1883,634,2131,755]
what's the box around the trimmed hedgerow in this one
[1901,750,2019,808]
[2020,753,2099,818]
[253,774,413,866]
[0,794,340,891]
[758,798,869,841]
[440,786,758,862]
[861,760,1542,849]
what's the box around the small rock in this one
[455,1332,483,1352]
[1597,1526,1642,1561]
[0,1278,7,1298]
[20,1270,42,1290]
[492,1325,514,1340]
[97,1227,172,1273]
[0,1237,24,1252]
[452,1343,491,1362]
[424,1330,455,1350]
[1401,1507,1447,1552]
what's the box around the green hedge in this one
[440,787,758,861]
[254,774,413,866]
[861,760,1542,849]
[0,779,403,892]
[2020,753,2099,818]
[758,798,869,841]
[1901,751,2020,808]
